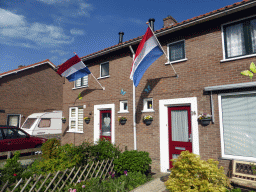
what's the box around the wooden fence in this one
[0,158,115,192]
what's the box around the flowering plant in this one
[62,117,66,120]
[198,113,211,120]
[143,115,153,120]
[118,116,127,121]
[84,117,90,120]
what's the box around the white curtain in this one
[171,110,188,142]
[9,115,19,127]
[251,19,256,53]
[222,93,256,158]
[226,23,245,57]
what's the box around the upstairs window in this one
[168,40,185,62]
[223,17,256,59]
[100,62,109,77]
[75,76,88,88]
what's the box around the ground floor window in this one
[219,92,256,159]
[69,107,83,133]
[7,114,20,127]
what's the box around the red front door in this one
[100,110,111,141]
[168,106,192,168]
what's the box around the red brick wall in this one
[0,64,63,126]
[62,9,256,173]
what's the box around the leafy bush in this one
[88,138,121,161]
[29,143,84,175]
[164,151,231,192]
[113,150,152,174]
[0,151,24,185]
[41,138,60,160]
[64,171,152,192]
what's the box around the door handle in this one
[188,134,192,142]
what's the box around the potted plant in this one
[84,117,91,124]
[198,113,212,126]
[62,117,66,124]
[118,116,127,125]
[143,115,153,126]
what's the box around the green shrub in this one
[41,138,60,160]
[164,151,231,192]
[29,143,83,175]
[113,150,152,174]
[88,138,121,161]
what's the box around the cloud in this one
[128,18,143,25]
[38,0,70,4]
[50,49,69,56]
[0,8,26,27]
[70,29,85,35]
[0,9,74,48]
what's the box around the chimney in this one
[118,32,124,44]
[148,18,155,31]
[18,65,25,68]
[163,15,177,28]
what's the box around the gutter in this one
[81,0,256,62]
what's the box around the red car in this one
[0,126,48,153]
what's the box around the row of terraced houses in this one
[1,0,256,179]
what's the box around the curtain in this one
[222,93,256,158]
[102,112,111,136]
[171,110,188,142]
[8,115,19,127]
[251,19,256,53]
[170,42,184,61]
[38,119,51,127]
[226,23,245,57]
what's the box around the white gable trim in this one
[159,97,199,173]
[94,104,115,144]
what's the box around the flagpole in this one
[74,52,105,91]
[129,45,137,150]
[146,23,178,77]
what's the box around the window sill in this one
[72,85,88,90]
[66,131,84,134]
[117,111,129,114]
[165,58,187,65]
[97,75,110,80]
[221,54,256,63]
[141,109,155,113]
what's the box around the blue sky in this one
[0,0,240,73]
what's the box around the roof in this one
[80,0,256,62]
[0,59,56,78]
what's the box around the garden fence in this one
[0,158,115,192]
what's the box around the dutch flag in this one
[57,54,91,82]
[130,27,164,87]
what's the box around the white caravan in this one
[21,111,62,136]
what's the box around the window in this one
[69,107,83,133]
[3,129,18,139]
[119,101,128,113]
[75,76,88,88]
[0,130,3,140]
[168,40,185,62]
[38,118,51,128]
[16,130,27,138]
[7,114,20,127]
[100,62,109,77]
[22,118,37,129]
[223,17,256,59]
[142,98,154,112]
[219,92,256,160]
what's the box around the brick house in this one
[0,60,63,128]
[61,0,256,176]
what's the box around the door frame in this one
[159,97,199,173]
[94,104,115,144]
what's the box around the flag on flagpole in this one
[57,55,91,82]
[130,27,164,87]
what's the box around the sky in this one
[0,0,241,73]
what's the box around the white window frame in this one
[73,76,88,90]
[218,90,256,161]
[98,62,110,79]
[67,107,84,133]
[118,100,129,113]
[166,39,187,65]
[142,98,154,112]
[221,14,256,62]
